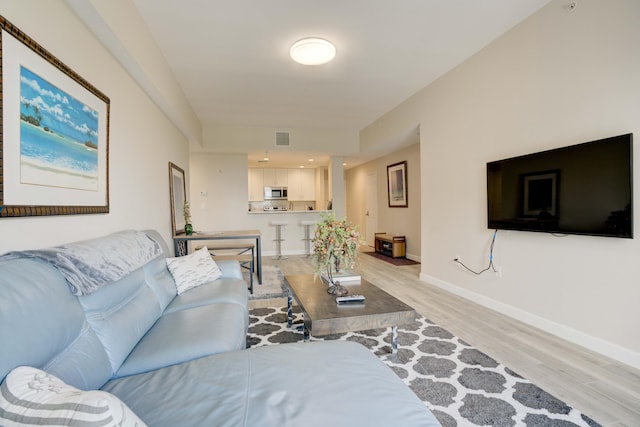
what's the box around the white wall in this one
[189,153,250,230]
[202,124,359,156]
[361,0,640,368]
[65,0,202,147]
[346,143,421,259]
[188,152,330,256]
[0,0,190,253]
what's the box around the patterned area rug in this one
[247,306,601,427]
[362,251,420,266]
[245,265,288,300]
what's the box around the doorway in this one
[365,172,378,247]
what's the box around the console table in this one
[173,230,262,284]
[374,233,406,258]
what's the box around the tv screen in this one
[487,133,633,238]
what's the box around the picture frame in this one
[387,161,408,208]
[169,162,187,235]
[522,170,559,217]
[0,16,110,217]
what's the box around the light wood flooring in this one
[256,250,640,427]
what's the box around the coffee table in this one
[284,274,416,354]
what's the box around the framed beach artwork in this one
[387,161,408,208]
[0,16,110,217]
[169,162,187,235]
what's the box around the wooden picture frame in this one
[169,162,187,235]
[387,161,408,208]
[0,16,110,217]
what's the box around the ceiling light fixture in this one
[290,37,336,66]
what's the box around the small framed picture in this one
[387,161,408,208]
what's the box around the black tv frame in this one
[487,133,633,239]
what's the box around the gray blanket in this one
[2,230,162,296]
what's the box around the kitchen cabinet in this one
[263,168,288,186]
[287,168,316,201]
[248,168,264,201]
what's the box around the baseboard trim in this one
[420,273,640,370]
[406,253,421,263]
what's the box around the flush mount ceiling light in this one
[290,37,336,65]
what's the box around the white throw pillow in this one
[0,366,146,427]
[165,246,222,295]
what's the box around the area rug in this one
[363,251,420,266]
[245,265,288,300]
[247,306,601,427]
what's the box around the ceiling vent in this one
[275,132,290,147]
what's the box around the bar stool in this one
[300,220,317,257]
[271,221,288,260]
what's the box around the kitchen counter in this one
[233,210,330,257]
[247,209,331,214]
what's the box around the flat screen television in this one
[487,133,633,238]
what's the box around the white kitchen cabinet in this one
[248,168,264,201]
[263,168,288,186]
[287,168,316,201]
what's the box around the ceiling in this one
[126,1,550,168]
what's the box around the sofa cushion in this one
[143,255,177,312]
[115,303,248,378]
[165,247,222,295]
[0,258,111,390]
[79,268,162,373]
[215,259,244,280]
[163,277,248,314]
[44,321,113,391]
[0,366,146,427]
[143,253,246,314]
[103,341,441,427]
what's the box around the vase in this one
[327,281,348,296]
[325,259,348,296]
[185,223,193,235]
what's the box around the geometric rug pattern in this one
[247,306,601,427]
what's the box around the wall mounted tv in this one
[487,133,633,238]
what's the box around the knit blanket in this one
[2,230,162,296]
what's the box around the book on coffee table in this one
[321,269,361,284]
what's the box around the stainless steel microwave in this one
[264,186,288,200]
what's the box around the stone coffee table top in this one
[284,274,416,338]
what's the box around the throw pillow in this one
[0,366,146,426]
[165,246,222,295]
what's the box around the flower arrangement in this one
[312,212,361,294]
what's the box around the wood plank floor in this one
[257,250,640,427]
